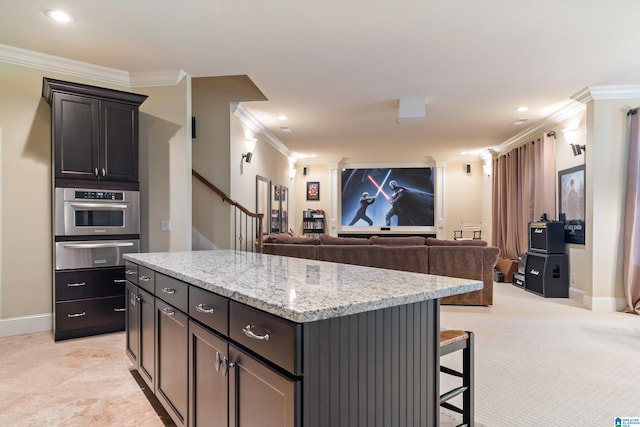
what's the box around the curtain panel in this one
[492,135,556,260]
[624,110,640,314]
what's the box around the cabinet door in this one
[139,288,155,389]
[52,93,100,180]
[156,299,188,426]
[125,282,140,365]
[188,320,228,427]
[229,344,300,427]
[101,100,138,182]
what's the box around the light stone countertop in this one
[124,250,482,323]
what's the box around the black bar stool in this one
[439,330,474,427]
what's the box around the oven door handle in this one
[69,203,128,210]
[62,242,135,249]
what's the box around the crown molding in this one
[0,43,130,86]
[233,104,293,160]
[130,70,188,87]
[572,85,640,103]
[493,100,586,155]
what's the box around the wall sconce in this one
[242,138,257,163]
[562,128,586,156]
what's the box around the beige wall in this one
[137,79,191,253]
[0,63,133,325]
[444,160,484,240]
[291,163,331,234]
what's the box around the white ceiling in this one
[3,0,640,163]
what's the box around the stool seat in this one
[439,329,474,427]
[440,330,469,348]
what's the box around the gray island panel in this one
[124,250,482,323]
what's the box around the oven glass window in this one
[75,210,124,227]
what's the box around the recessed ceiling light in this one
[46,9,73,22]
[277,115,288,121]
[513,118,528,125]
[516,106,528,113]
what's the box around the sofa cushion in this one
[319,235,371,245]
[367,246,429,273]
[317,245,371,265]
[263,243,317,259]
[426,237,487,247]
[369,236,427,246]
[264,233,320,244]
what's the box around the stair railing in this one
[192,169,264,253]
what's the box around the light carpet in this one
[441,282,640,426]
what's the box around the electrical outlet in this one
[161,220,171,231]
[570,272,576,284]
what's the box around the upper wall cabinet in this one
[42,78,148,186]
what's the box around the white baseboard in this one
[583,294,627,312]
[0,313,52,337]
[569,286,584,305]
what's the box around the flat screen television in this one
[341,167,435,228]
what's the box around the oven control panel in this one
[74,191,124,200]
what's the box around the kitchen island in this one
[124,250,482,427]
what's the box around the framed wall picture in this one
[307,181,320,201]
[558,164,585,244]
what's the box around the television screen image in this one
[341,167,435,227]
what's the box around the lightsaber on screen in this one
[367,170,392,200]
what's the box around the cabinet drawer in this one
[55,267,125,301]
[155,273,188,313]
[55,295,126,336]
[230,302,302,375]
[189,287,229,335]
[125,261,138,285]
[138,266,155,293]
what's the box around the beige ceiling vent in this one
[397,97,426,124]
[280,126,293,133]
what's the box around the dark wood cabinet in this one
[43,77,147,186]
[189,320,229,427]
[127,262,300,427]
[126,281,140,365]
[54,266,126,340]
[156,298,188,427]
[229,344,299,427]
[125,264,155,389]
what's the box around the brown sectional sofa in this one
[262,234,500,306]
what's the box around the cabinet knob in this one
[94,168,99,177]
[101,168,106,177]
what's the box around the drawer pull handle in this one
[162,307,175,316]
[68,311,86,318]
[243,325,270,341]
[215,351,222,372]
[196,303,215,314]
[67,282,86,287]
[114,308,126,312]
[126,270,137,276]
[140,276,151,282]
[113,279,127,283]
[162,288,176,294]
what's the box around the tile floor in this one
[0,331,169,427]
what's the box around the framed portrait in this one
[306,181,320,201]
[558,164,585,245]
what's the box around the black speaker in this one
[529,221,565,254]
[303,167,308,176]
[524,253,568,298]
